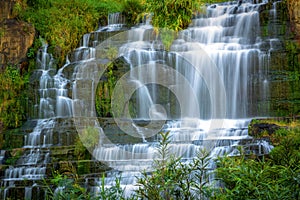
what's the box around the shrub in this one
[215,128,300,200]
[0,65,28,129]
[135,132,214,199]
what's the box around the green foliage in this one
[45,128,300,199]
[145,0,203,50]
[136,132,213,199]
[96,63,117,117]
[122,0,146,26]
[98,174,125,200]
[45,171,125,200]
[74,138,88,160]
[21,0,123,65]
[215,129,300,200]
[27,0,52,9]
[5,149,23,165]
[146,0,203,32]
[26,48,35,59]
[159,28,177,51]
[12,0,27,18]
[269,128,300,168]
[0,65,28,129]
[74,127,100,160]
[45,171,91,200]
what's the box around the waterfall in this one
[87,0,279,197]
[1,0,283,199]
[1,42,75,199]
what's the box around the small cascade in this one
[98,12,127,32]
[0,43,75,199]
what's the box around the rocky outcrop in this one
[0,0,35,68]
[0,0,16,20]
[287,0,300,40]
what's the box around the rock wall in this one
[0,0,16,20]
[0,0,35,68]
[287,0,300,40]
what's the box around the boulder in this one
[0,0,35,68]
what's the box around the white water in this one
[88,1,279,197]
[1,2,282,198]
[1,43,75,198]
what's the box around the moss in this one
[20,0,123,65]
[4,148,24,165]
[249,117,300,145]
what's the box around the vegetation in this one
[16,0,205,60]
[136,132,213,199]
[42,125,300,199]
[0,65,28,129]
[74,126,100,159]
[216,127,300,200]
[45,171,124,200]
[146,0,202,32]
[144,0,203,49]
[121,0,145,26]
[45,171,92,200]
[18,0,123,64]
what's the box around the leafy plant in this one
[44,171,126,200]
[135,132,213,199]
[215,132,300,200]
[145,0,203,50]
[122,0,146,26]
[0,65,28,129]
[74,127,99,160]
[146,0,203,32]
[45,171,91,200]
[269,128,300,168]
[27,48,35,59]
[21,0,123,65]
[95,62,117,117]
[98,174,125,200]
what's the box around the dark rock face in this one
[0,0,16,20]
[287,0,300,40]
[0,0,35,67]
[250,122,282,138]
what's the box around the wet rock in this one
[249,122,282,138]
[56,161,77,178]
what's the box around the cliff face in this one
[287,0,300,40]
[0,0,35,68]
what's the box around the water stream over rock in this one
[74,0,281,196]
[1,0,292,199]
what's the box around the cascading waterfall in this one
[89,0,279,196]
[0,1,284,198]
[1,42,75,199]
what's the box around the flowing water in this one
[81,0,280,197]
[1,0,284,199]
[0,43,75,199]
